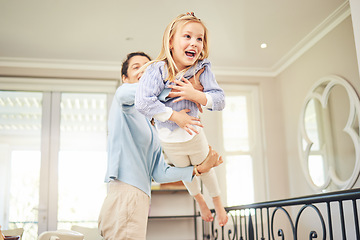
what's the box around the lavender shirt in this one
[135,59,225,131]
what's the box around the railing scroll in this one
[205,188,360,240]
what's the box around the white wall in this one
[277,15,360,197]
[350,0,360,78]
[271,13,360,240]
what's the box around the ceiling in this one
[0,0,350,77]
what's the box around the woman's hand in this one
[196,146,223,174]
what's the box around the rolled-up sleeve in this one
[135,62,169,119]
[200,64,225,111]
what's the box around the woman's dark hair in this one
[121,52,151,78]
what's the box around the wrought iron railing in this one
[205,188,360,240]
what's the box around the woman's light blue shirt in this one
[105,83,193,197]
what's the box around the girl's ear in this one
[169,38,173,50]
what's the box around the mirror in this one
[299,75,360,191]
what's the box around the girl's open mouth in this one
[185,51,196,58]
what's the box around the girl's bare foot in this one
[213,196,228,226]
[194,193,213,222]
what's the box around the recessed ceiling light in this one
[260,43,267,49]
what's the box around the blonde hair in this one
[144,13,209,82]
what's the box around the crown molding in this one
[214,1,351,77]
[0,76,117,93]
[0,57,122,72]
[272,1,351,75]
[0,1,351,78]
[212,67,276,78]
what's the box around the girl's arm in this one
[198,65,225,111]
[135,62,203,134]
[135,62,171,119]
[167,63,225,111]
[169,77,207,105]
[168,108,203,135]
[167,68,205,112]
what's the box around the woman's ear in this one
[122,74,128,83]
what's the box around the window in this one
[221,85,265,206]
[303,99,326,187]
[0,91,43,239]
[0,89,110,240]
[57,93,108,229]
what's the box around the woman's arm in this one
[152,145,223,183]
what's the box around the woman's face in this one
[170,22,204,71]
[122,55,150,84]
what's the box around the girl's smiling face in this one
[170,21,204,71]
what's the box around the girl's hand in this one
[188,67,205,92]
[168,68,205,112]
[169,109,203,135]
[168,78,197,103]
[168,67,205,95]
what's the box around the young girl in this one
[135,13,228,226]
